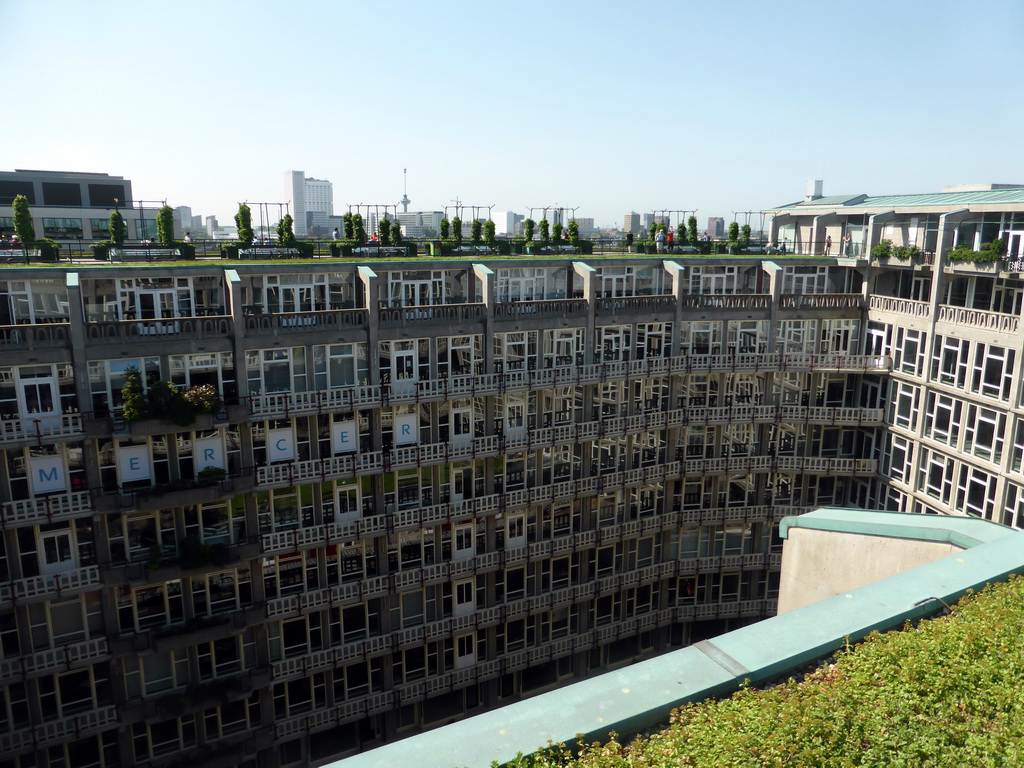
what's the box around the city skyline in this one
[5,0,1023,228]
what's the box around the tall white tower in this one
[400,168,411,213]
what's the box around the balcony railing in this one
[595,295,680,314]
[245,353,890,419]
[2,491,94,529]
[12,565,102,604]
[243,307,369,334]
[867,295,931,318]
[85,315,232,341]
[378,303,486,327]
[779,294,864,311]
[0,413,84,445]
[494,298,588,320]
[0,322,70,349]
[936,305,1020,335]
[0,637,108,684]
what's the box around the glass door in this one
[18,367,61,430]
[39,529,76,576]
[137,289,180,334]
[392,348,417,394]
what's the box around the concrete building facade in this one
[0,170,164,241]
[4,184,1024,767]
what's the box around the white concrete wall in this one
[777,528,962,614]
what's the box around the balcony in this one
[378,303,486,327]
[84,314,233,343]
[867,295,931,319]
[0,637,108,685]
[0,413,84,447]
[595,295,680,315]
[12,565,102,604]
[936,305,1020,335]
[243,307,368,335]
[2,491,94,529]
[494,298,588,320]
[244,353,891,420]
[0,321,70,349]
[778,294,864,311]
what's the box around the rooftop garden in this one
[508,575,1024,768]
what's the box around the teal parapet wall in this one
[333,510,1021,768]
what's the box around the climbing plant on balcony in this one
[484,219,497,247]
[452,216,463,245]
[539,218,550,246]
[523,218,535,242]
[471,219,483,245]
[439,217,450,240]
[871,239,893,260]
[120,368,222,426]
[687,216,698,247]
[378,218,393,246]
[947,239,1006,263]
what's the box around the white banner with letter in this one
[30,455,67,494]
[195,435,226,471]
[268,427,296,462]
[395,413,418,445]
[118,444,152,483]
[333,420,358,453]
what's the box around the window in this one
[892,382,920,431]
[313,343,368,389]
[453,579,475,616]
[964,405,1005,463]
[894,328,926,376]
[972,343,1014,400]
[932,335,970,387]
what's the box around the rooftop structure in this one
[0,169,166,241]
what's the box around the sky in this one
[5,0,1024,230]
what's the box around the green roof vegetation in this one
[507,575,1024,768]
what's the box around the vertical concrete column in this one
[473,264,495,372]
[866,210,897,255]
[572,261,596,365]
[762,261,782,357]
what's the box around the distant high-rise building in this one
[174,205,192,232]
[286,170,334,236]
[493,211,524,237]
[623,212,640,234]
[707,217,725,238]
[571,217,594,230]
[396,211,444,239]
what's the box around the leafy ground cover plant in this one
[505,575,1024,768]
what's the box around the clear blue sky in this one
[5,0,1023,229]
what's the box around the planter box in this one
[128,412,214,436]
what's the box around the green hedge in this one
[510,576,1024,768]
